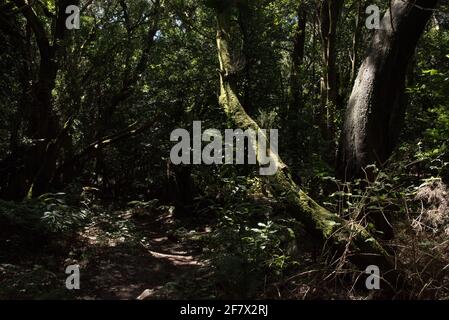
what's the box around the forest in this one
[0,0,448,300]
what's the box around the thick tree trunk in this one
[215,5,398,285]
[338,0,439,180]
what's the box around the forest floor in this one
[0,204,216,300]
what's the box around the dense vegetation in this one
[0,0,448,300]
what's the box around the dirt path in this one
[71,208,212,299]
[0,204,214,300]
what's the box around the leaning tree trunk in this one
[214,4,399,287]
[338,0,440,180]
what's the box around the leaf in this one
[422,69,440,76]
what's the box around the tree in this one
[318,0,344,143]
[338,0,440,180]
[2,0,77,199]
[213,0,397,282]
[288,1,307,113]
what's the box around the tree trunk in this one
[319,0,343,142]
[215,4,398,285]
[338,0,440,180]
[350,0,364,85]
[288,3,306,114]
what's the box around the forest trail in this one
[74,207,212,299]
[0,204,214,300]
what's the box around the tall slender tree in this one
[319,0,344,142]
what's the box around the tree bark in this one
[338,0,440,180]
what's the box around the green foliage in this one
[0,0,448,300]
[39,193,90,233]
[0,193,90,242]
[194,173,299,298]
